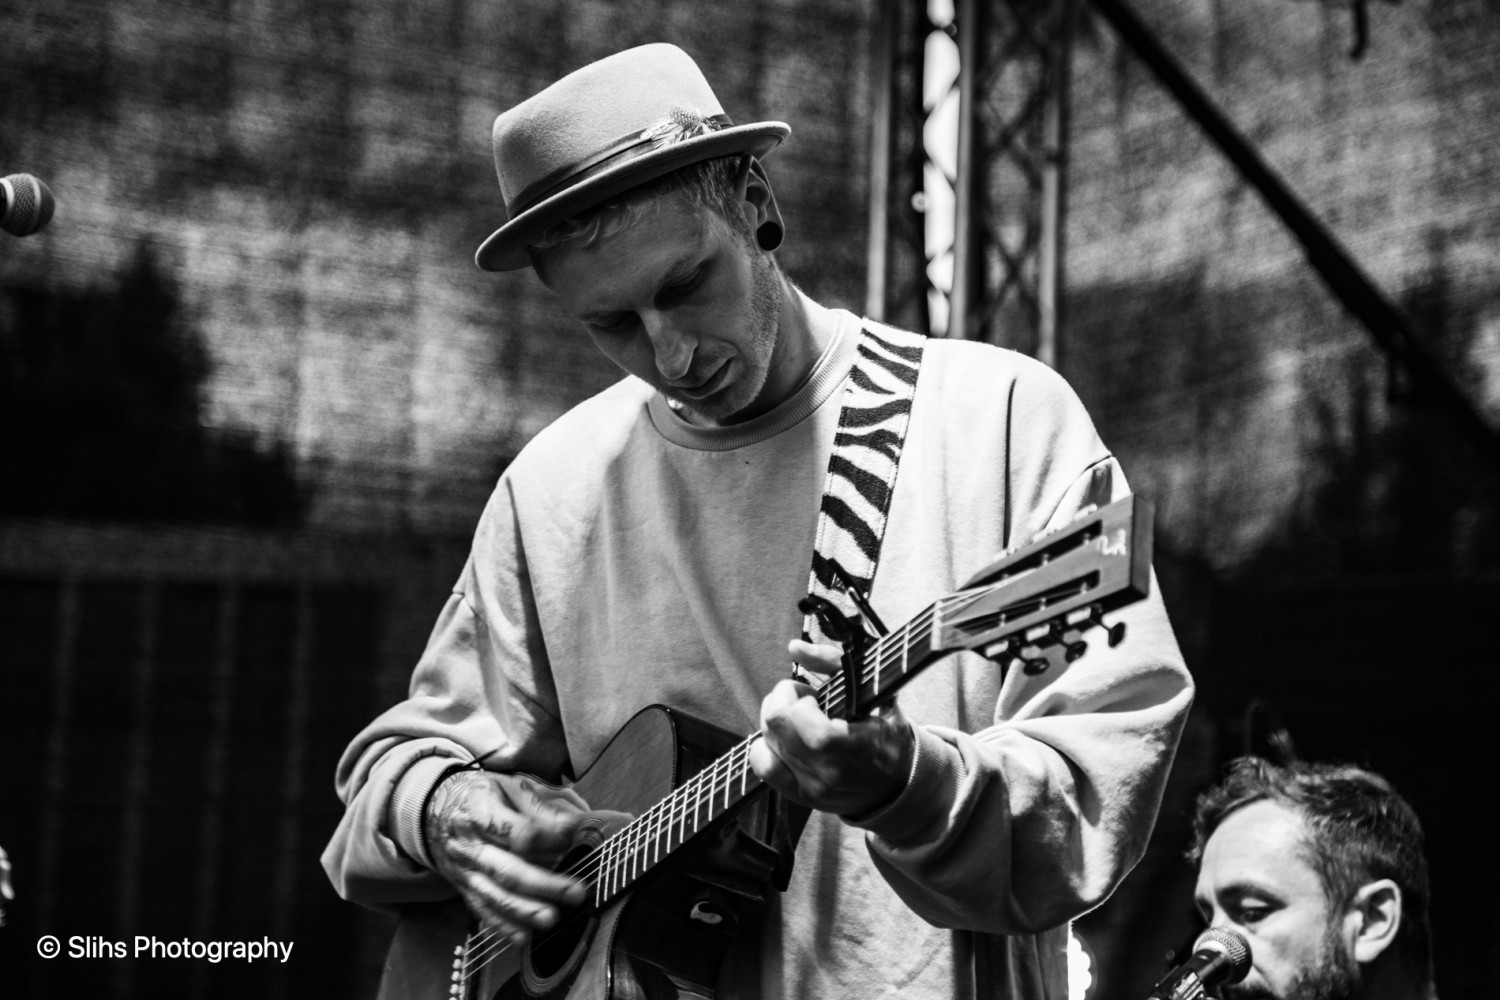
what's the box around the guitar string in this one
[459,583,1093,982]
[456,602,952,983]
[456,604,949,983]
[458,554,1101,982]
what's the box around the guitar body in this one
[378,705,782,1000]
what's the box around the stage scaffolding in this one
[866,0,1079,369]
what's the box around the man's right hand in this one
[423,769,589,947]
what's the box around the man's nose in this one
[644,312,696,381]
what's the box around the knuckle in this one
[803,727,835,754]
[801,776,831,804]
[508,825,537,855]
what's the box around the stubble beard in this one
[677,240,783,425]
[1224,923,1360,1000]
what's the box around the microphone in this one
[1147,927,1251,999]
[2,173,56,236]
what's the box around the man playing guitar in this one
[323,43,1193,1000]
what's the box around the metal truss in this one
[867,0,1077,366]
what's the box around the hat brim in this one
[475,121,790,271]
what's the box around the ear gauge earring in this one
[757,221,784,252]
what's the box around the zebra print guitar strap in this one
[800,321,926,667]
[760,320,925,883]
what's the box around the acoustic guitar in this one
[379,494,1155,1000]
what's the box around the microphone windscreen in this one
[1194,926,1251,980]
[2,173,56,236]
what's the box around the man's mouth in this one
[670,361,729,399]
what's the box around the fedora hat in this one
[475,43,790,271]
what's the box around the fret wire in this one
[638,803,654,876]
[594,607,956,909]
[602,826,614,902]
[627,807,641,883]
[625,814,636,887]
[675,781,687,851]
[724,745,736,811]
[688,766,700,841]
[694,760,708,837]
[664,783,679,855]
[819,604,935,718]
[704,759,718,827]
[709,754,723,817]
[649,796,661,866]
[737,742,749,806]
[659,794,671,857]
[722,747,732,811]
[703,763,712,829]
[669,779,687,851]
[604,825,614,901]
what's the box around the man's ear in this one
[1348,879,1402,964]
[736,156,783,251]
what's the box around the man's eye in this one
[592,314,634,332]
[1231,904,1270,925]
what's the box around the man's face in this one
[1194,800,1360,1000]
[538,190,784,427]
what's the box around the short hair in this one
[526,153,750,262]
[1189,757,1433,982]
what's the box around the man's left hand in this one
[748,638,916,818]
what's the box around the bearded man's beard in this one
[1223,922,1359,1000]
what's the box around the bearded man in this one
[1191,758,1438,1000]
[324,43,1193,999]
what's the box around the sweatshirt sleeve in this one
[849,352,1195,935]
[320,481,571,911]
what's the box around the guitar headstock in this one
[933,495,1153,669]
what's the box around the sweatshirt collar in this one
[646,307,859,451]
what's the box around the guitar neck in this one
[811,600,946,720]
[586,494,1154,908]
[588,610,946,908]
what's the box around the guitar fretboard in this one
[588,601,944,906]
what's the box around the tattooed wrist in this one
[422,764,485,869]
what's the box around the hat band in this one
[508,113,735,219]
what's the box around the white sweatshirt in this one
[322,308,1193,999]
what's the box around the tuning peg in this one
[1084,605,1127,647]
[1041,621,1088,664]
[1021,656,1051,676]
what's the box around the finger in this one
[481,842,589,908]
[460,875,560,948]
[748,737,813,808]
[460,851,588,946]
[787,638,843,676]
[760,684,844,782]
[506,809,583,864]
[509,775,589,816]
[761,698,853,801]
[460,790,580,864]
[759,678,809,728]
[765,689,848,759]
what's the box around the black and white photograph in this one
[1,1,1495,997]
